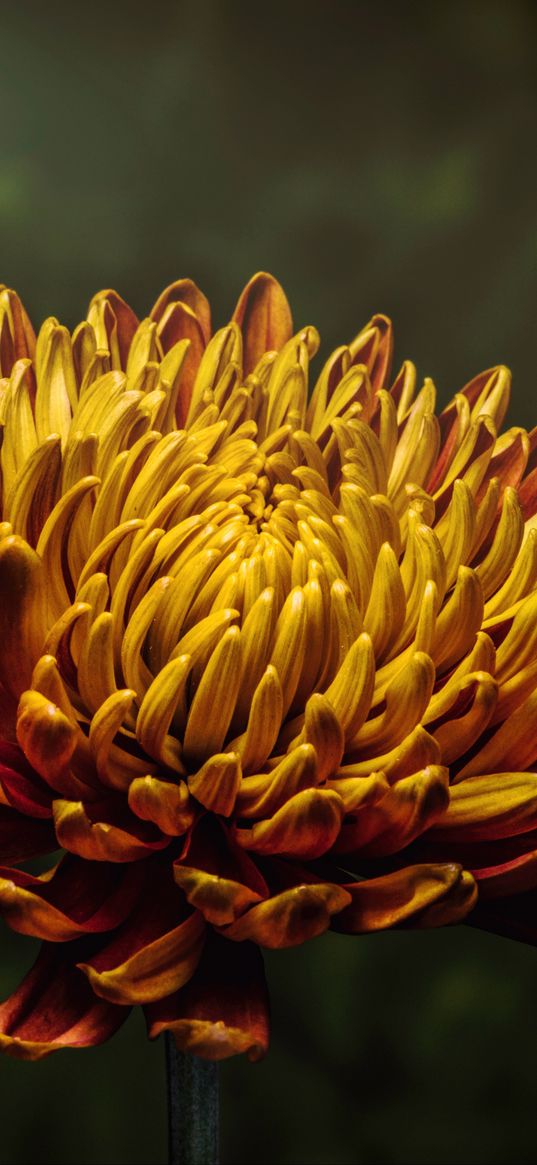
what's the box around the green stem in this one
[166,1034,219,1165]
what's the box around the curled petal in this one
[326,770,389,814]
[460,365,511,431]
[78,871,205,1005]
[299,693,345,781]
[334,766,449,856]
[323,633,375,742]
[0,854,143,940]
[432,672,498,768]
[53,799,169,862]
[87,289,139,366]
[350,651,435,756]
[128,775,194,836]
[456,686,537,777]
[236,744,319,820]
[16,691,77,790]
[406,869,477,927]
[183,628,243,766]
[349,313,393,392]
[236,788,344,859]
[145,933,269,1061]
[334,863,473,932]
[220,881,351,948]
[188,753,242,817]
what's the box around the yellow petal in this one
[230,665,283,773]
[236,744,318,819]
[236,787,344,859]
[430,772,537,841]
[183,627,242,765]
[323,633,375,741]
[188,752,242,816]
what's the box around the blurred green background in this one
[1,0,537,1162]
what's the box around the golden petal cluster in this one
[0,272,536,1060]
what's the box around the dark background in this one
[1,1,537,1162]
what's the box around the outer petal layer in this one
[0,855,143,941]
[145,932,269,1061]
[0,946,128,1059]
[220,880,351,948]
[333,863,474,932]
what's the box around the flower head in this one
[0,272,535,1060]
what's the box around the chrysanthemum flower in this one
[0,272,536,1061]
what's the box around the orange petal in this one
[428,772,537,843]
[128,775,194,836]
[236,788,344,859]
[220,880,351,948]
[145,932,269,1061]
[333,862,470,932]
[402,869,477,927]
[232,273,293,375]
[53,799,169,862]
[16,691,77,792]
[432,672,498,768]
[0,854,143,941]
[79,912,205,1006]
[334,766,449,857]
[188,753,242,817]
[236,744,319,820]
[150,278,211,344]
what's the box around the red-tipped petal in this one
[470,850,537,899]
[157,303,207,426]
[0,854,144,941]
[0,740,52,818]
[86,289,139,367]
[150,278,212,344]
[348,313,393,391]
[77,869,205,1004]
[0,945,128,1059]
[232,272,293,375]
[145,932,269,1061]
